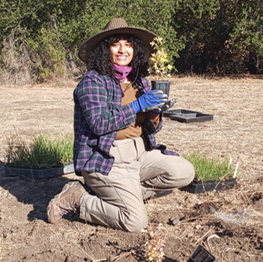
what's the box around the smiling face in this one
[110,37,134,66]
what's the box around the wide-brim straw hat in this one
[78,17,156,63]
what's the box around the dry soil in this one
[0,76,263,262]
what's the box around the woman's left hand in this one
[149,98,177,114]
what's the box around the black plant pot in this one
[151,80,170,99]
[188,245,215,262]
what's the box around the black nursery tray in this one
[5,164,75,179]
[163,109,213,123]
[180,178,237,194]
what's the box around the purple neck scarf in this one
[113,64,132,82]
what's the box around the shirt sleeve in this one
[75,74,137,136]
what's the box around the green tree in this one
[173,0,263,74]
[0,0,262,84]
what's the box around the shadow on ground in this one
[0,165,80,222]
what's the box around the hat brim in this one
[78,26,156,63]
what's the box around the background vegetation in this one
[1,0,262,85]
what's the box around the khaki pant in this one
[80,137,194,232]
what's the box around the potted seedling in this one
[4,134,74,179]
[180,152,238,194]
[148,37,173,98]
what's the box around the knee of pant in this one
[124,211,148,233]
[167,157,195,188]
[181,160,195,186]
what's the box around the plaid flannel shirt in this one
[73,69,178,176]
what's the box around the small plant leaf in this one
[149,36,173,80]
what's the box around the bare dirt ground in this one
[0,76,263,262]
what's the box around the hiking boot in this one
[47,181,87,224]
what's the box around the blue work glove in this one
[147,98,178,114]
[131,90,167,113]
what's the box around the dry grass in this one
[148,74,263,260]
[155,75,263,182]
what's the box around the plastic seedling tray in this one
[177,112,197,119]
[188,245,215,262]
[5,164,74,179]
[180,178,237,194]
[154,190,173,199]
[163,109,213,123]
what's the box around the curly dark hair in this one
[85,34,150,80]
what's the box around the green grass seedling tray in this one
[180,178,237,194]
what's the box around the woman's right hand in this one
[131,90,167,113]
